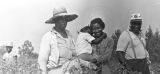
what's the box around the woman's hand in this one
[101,32,107,39]
[89,63,98,71]
[47,61,58,69]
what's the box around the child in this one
[76,26,106,64]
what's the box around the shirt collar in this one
[128,30,141,39]
[51,28,71,39]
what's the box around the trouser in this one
[126,58,150,74]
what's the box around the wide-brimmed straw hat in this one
[5,42,13,47]
[45,7,78,24]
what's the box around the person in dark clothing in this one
[90,18,114,74]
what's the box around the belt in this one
[127,58,147,62]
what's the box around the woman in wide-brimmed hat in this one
[38,6,79,74]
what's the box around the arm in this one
[143,38,151,64]
[78,53,97,64]
[116,31,130,66]
[38,34,51,74]
[2,54,6,62]
[71,38,77,57]
[116,51,126,66]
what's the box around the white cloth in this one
[38,29,76,74]
[116,30,149,59]
[76,32,95,55]
[38,31,59,66]
[3,53,14,62]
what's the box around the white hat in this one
[131,13,142,20]
[5,42,13,47]
[45,6,78,24]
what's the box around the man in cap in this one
[3,42,14,62]
[116,13,150,74]
[38,6,78,74]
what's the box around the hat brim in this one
[45,14,78,24]
[130,19,142,25]
[5,45,13,47]
[131,19,142,22]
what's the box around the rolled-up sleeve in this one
[38,33,51,72]
[116,31,130,52]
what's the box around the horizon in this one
[0,0,160,53]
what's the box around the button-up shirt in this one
[38,29,75,71]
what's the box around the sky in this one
[0,0,160,53]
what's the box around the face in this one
[55,17,68,30]
[6,46,12,53]
[91,23,103,38]
[130,20,142,34]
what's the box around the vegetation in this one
[0,26,160,74]
[0,40,40,74]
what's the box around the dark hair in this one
[90,18,105,30]
[80,26,91,33]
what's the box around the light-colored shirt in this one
[52,29,75,65]
[3,52,14,62]
[38,29,75,71]
[116,31,149,59]
[76,32,95,55]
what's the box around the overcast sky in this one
[0,0,160,53]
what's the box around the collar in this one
[51,28,71,38]
[128,30,142,39]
